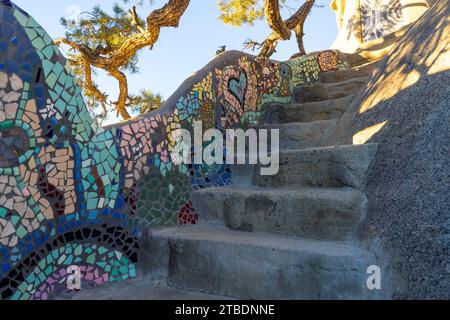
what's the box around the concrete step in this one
[257,120,337,150]
[294,76,370,103]
[55,276,233,300]
[192,186,367,240]
[262,95,356,124]
[253,144,378,190]
[319,61,379,83]
[147,224,379,299]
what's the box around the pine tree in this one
[56,0,189,121]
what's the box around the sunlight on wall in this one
[426,18,450,75]
[359,68,421,114]
[352,120,388,145]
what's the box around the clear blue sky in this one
[14,0,338,124]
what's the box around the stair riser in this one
[166,238,375,299]
[253,145,378,190]
[294,78,369,103]
[193,190,367,240]
[263,95,355,124]
[319,63,378,83]
[258,120,337,150]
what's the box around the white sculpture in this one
[331,0,430,53]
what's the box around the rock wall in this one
[0,1,349,300]
[331,0,430,53]
[334,0,450,298]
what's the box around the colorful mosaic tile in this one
[0,1,348,299]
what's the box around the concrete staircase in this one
[142,57,386,300]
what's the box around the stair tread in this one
[296,75,372,88]
[247,143,377,190]
[238,143,377,155]
[195,185,365,198]
[278,143,377,153]
[258,119,337,128]
[251,120,338,150]
[55,277,232,300]
[262,95,356,124]
[287,95,356,108]
[152,224,372,258]
[293,76,369,103]
[319,62,378,83]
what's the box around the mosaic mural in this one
[0,1,348,299]
[360,0,404,42]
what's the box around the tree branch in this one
[129,5,146,33]
[109,69,132,120]
[293,0,315,55]
[264,0,291,40]
[82,59,108,114]
[284,0,315,30]
[146,0,190,29]
[259,0,315,58]
[54,37,93,57]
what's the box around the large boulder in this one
[334,0,449,298]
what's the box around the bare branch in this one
[243,39,263,52]
[129,5,146,33]
[259,33,282,57]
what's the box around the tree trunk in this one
[109,69,131,120]
[259,0,316,58]
[294,0,315,56]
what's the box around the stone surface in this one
[293,76,371,103]
[193,187,367,240]
[263,95,357,124]
[138,48,384,300]
[149,224,380,300]
[257,120,338,150]
[319,61,379,83]
[253,144,378,190]
[333,0,450,298]
[54,276,232,300]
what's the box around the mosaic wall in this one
[360,0,404,42]
[0,1,347,300]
